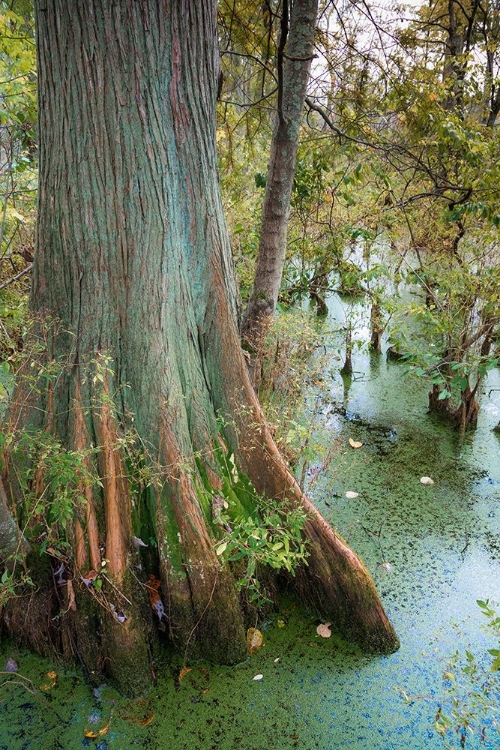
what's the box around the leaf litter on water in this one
[348,438,363,449]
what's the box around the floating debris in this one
[316,622,332,638]
[246,627,264,655]
[3,658,18,673]
[348,438,363,449]
[420,476,435,485]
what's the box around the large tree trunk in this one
[1,0,398,696]
[242,0,319,352]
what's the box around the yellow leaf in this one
[84,722,110,739]
[40,670,57,690]
[246,627,264,655]
[348,438,363,449]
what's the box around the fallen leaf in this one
[110,603,127,623]
[274,657,280,663]
[277,619,286,628]
[380,562,392,572]
[54,561,66,585]
[348,438,363,449]
[345,491,359,499]
[179,666,191,683]
[66,579,77,611]
[81,569,98,587]
[253,674,263,681]
[316,622,332,638]
[40,670,57,691]
[420,476,434,485]
[148,574,161,589]
[147,575,167,624]
[84,721,110,739]
[246,627,263,655]
[132,536,148,548]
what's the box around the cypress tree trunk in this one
[242,0,319,350]
[1,0,398,696]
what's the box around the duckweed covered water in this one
[1,297,500,749]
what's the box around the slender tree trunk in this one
[341,325,353,376]
[1,0,398,696]
[442,0,468,112]
[370,299,383,353]
[242,0,319,350]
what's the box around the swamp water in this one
[1,295,500,750]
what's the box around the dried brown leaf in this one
[246,627,264,655]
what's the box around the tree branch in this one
[0,264,32,291]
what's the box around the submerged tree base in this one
[428,384,480,430]
[1,352,398,695]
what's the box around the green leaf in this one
[215,541,227,556]
[437,389,451,400]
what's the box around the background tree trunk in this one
[1,0,398,695]
[242,0,319,354]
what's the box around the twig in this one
[100,573,133,606]
[0,264,32,291]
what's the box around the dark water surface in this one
[1,297,499,749]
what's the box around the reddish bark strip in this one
[72,382,101,571]
[94,384,131,582]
